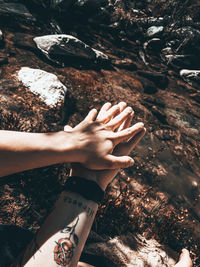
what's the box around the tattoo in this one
[63,196,95,218]
[54,217,79,266]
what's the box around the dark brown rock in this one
[112,58,137,71]
[137,70,168,89]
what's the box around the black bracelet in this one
[63,176,104,205]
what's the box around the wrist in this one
[50,131,83,164]
[71,168,108,191]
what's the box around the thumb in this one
[175,249,193,267]
[64,125,73,132]
[104,154,135,169]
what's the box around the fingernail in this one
[129,159,135,166]
[126,107,133,113]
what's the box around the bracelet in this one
[63,176,104,205]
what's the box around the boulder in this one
[164,54,199,69]
[18,67,67,107]
[33,34,109,66]
[180,69,200,82]
[137,70,168,89]
[146,26,164,38]
[0,2,36,24]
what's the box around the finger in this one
[114,128,146,156]
[118,102,127,112]
[84,108,98,122]
[103,154,135,169]
[96,102,112,121]
[107,107,133,130]
[64,125,73,131]
[111,122,144,144]
[97,105,120,123]
[175,249,193,267]
[118,110,134,132]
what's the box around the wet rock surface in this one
[0,0,199,266]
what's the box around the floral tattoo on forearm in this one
[54,217,79,266]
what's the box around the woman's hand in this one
[60,102,143,170]
[68,102,146,190]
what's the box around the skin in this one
[6,102,193,267]
[0,102,141,177]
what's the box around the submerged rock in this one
[144,38,164,53]
[18,67,67,107]
[180,69,200,82]
[164,54,198,68]
[146,26,164,38]
[137,70,168,89]
[0,29,2,41]
[33,34,109,66]
[0,2,36,23]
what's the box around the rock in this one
[164,54,199,69]
[146,26,164,38]
[33,34,109,66]
[0,29,3,42]
[170,27,200,54]
[112,58,137,71]
[134,17,165,27]
[180,69,200,82]
[161,47,173,56]
[0,52,8,65]
[0,2,36,24]
[138,76,158,94]
[137,70,168,89]
[18,67,67,107]
[144,38,164,53]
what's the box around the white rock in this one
[180,69,200,78]
[33,34,108,65]
[92,48,108,60]
[18,67,67,107]
[0,29,3,41]
[146,26,164,38]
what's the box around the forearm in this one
[11,191,98,267]
[0,130,78,177]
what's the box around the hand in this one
[61,102,143,170]
[69,103,146,190]
[174,249,193,267]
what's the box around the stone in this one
[0,52,8,65]
[33,34,109,66]
[171,27,200,54]
[134,17,165,27]
[146,26,164,38]
[18,67,67,107]
[112,58,137,71]
[180,69,200,82]
[137,71,168,89]
[138,76,158,94]
[165,54,198,69]
[144,38,164,53]
[0,29,3,42]
[0,2,36,23]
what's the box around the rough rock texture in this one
[146,26,164,38]
[18,67,67,107]
[0,1,199,266]
[34,34,109,66]
[180,69,200,83]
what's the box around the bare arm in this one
[10,103,145,267]
[0,103,137,177]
